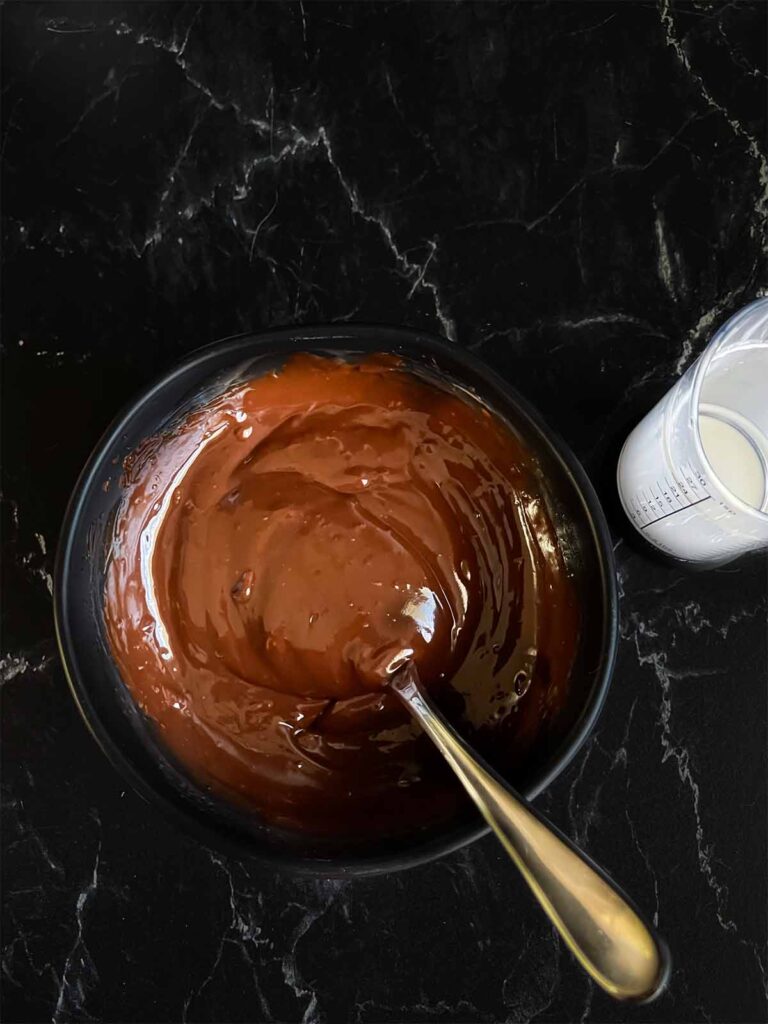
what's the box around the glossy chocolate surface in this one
[105,355,578,836]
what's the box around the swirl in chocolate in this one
[105,354,578,837]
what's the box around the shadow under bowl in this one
[54,324,618,877]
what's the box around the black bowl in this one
[55,325,618,876]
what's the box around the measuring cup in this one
[617,298,768,565]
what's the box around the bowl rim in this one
[54,323,619,877]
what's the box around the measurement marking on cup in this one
[640,494,712,529]
[664,476,684,510]
[638,490,653,526]
[629,466,714,529]
[643,489,659,522]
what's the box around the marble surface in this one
[2,2,767,1021]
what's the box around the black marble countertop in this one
[2,3,767,1022]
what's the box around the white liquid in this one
[699,413,766,509]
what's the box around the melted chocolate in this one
[105,354,579,837]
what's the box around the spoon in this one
[391,663,670,1003]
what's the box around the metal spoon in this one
[391,663,670,1003]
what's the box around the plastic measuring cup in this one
[617,297,768,565]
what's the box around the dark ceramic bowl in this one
[55,325,618,876]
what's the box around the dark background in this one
[2,2,766,1022]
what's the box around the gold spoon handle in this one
[393,669,670,1002]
